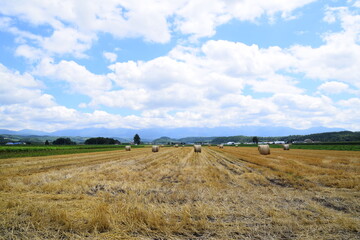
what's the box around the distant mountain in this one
[0,129,18,135]
[152,137,177,144]
[17,129,50,135]
[0,126,347,140]
[152,136,215,144]
[49,126,345,139]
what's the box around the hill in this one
[0,134,129,145]
[211,131,360,144]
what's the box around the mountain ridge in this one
[0,126,347,140]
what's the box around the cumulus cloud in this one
[290,6,360,88]
[0,63,55,107]
[1,1,360,131]
[103,52,118,62]
[317,81,351,94]
[28,34,360,130]
[34,58,112,96]
[0,0,317,58]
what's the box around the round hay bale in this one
[174,144,179,148]
[194,145,201,153]
[152,145,159,152]
[283,144,290,150]
[258,145,270,155]
[125,145,131,151]
[219,144,224,149]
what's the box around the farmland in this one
[0,145,144,159]
[0,147,359,239]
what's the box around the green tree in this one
[85,137,120,145]
[45,140,50,145]
[252,136,259,144]
[53,137,76,145]
[133,134,141,145]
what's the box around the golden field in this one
[0,146,359,239]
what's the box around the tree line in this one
[45,134,142,145]
[211,131,360,144]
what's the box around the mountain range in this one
[0,126,347,140]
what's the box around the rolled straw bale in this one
[194,145,201,153]
[258,145,270,155]
[125,145,131,151]
[152,145,159,152]
[174,144,179,148]
[283,144,290,150]
[219,144,224,149]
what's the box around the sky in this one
[0,0,360,132]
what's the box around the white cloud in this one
[0,0,318,58]
[103,52,118,62]
[338,97,360,107]
[290,6,360,88]
[15,44,44,60]
[40,27,94,58]
[61,39,304,121]
[174,0,317,40]
[2,1,360,132]
[34,58,112,96]
[249,75,303,94]
[0,63,55,107]
[224,0,316,21]
[317,81,350,94]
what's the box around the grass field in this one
[0,145,145,159]
[1,143,359,160]
[289,144,360,151]
[0,146,359,239]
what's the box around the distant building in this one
[304,139,313,143]
[5,142,26,145]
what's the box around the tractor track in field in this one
[204,148,247,176]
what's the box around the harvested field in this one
[0,147,359,239]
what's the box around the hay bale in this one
[174,144,179,148]
[258,145,270,155]
[219,144,224,149]
[283,144,290,150]
[125,145,131,151]
[152,145,159,152]
[194,145,201,153]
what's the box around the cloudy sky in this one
[0,0,359,132]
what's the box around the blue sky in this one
[0,0,359,132]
